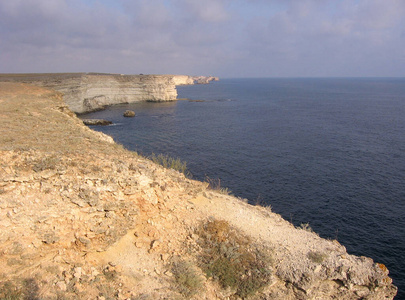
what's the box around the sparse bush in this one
[171,259,204,298]
[97,284,118,300]
[253,194,270,207]
[32,156,60,172]
[23,278,40,300]
[91,165,103,172]
[68,160,77,167]
[299,223,314,232]
[307,251,327,264]
[0,278,40,300]
[103,266,117,281]
[196,219,272,298]
[204,177,232,195]
[0,281,22,300]
[149,153,191,177]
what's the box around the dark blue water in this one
[82,78,405,298]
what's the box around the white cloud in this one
[0,0,404,76]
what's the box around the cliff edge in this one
[0,73,217,114]
[0,82,397,299]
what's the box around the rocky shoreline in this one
[0,73,218,114]
[82,119,113,126]
[0,82,397,299]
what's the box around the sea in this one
[81,78,405,298]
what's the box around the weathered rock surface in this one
[171,75,195,85]
[191,76,219,84]
[171,75,219,85]
[82,119,113,125]
[0,73,217,114]
[0,82,397,299]
[123,110,136,117]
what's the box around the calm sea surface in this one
[82,78,405,298]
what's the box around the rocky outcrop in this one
[0,82,397,299]
[0,73,218,114]
[191,75,219,84]
[123,110,135,117]
[171,75,219,85]
[171,75,195,85]
[82,119,113,126]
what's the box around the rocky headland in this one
[0,73,218,114]
[0,82,397,299]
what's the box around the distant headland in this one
[0,73,219,114]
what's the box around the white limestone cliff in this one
[171,75,195,85]
[0,73,218,114]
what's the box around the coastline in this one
[0,73,219,114]
[0,81,397,299]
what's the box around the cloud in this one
[177,0,231,22]
[238,0,405,76]
[0,0,129,50]
[0,0,404,76]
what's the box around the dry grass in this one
[0,83,130,160]
[307,251,327,264]
[195,219,272,298]
[149,153,191,177]
[298,223,314,233]
[0,281,22,300]
[204,177,232,195]
[171,259,204,298]
[0,278,40,300]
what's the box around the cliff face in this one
[171,75,195,85]
[77,74,179,113]
[191,75,219,84]
[0,73,216,114]
[0,82,397,299]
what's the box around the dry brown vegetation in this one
[195,219,272,298]
[0,82,119,154]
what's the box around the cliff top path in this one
[0,82,397,299]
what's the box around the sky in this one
[0,0,404,78]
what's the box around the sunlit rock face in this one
[75,74,180,113]
[0,73,220,113]
[170,75,195,86]
[191,75,219,84]
[0,73,195,113]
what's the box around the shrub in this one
[307,251,327,264]
[171,259,204,298]
[0,281,22,300]
[204,177,232,195]
[0,278,40,300]
[97,284,118,299]
[298,223,314,232]
[22,278,40,300]
[149,153,191,177]
[195,219,272,298]
[32,156,60,172]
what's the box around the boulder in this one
[123,110,135,117]
[82,119,112,126]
